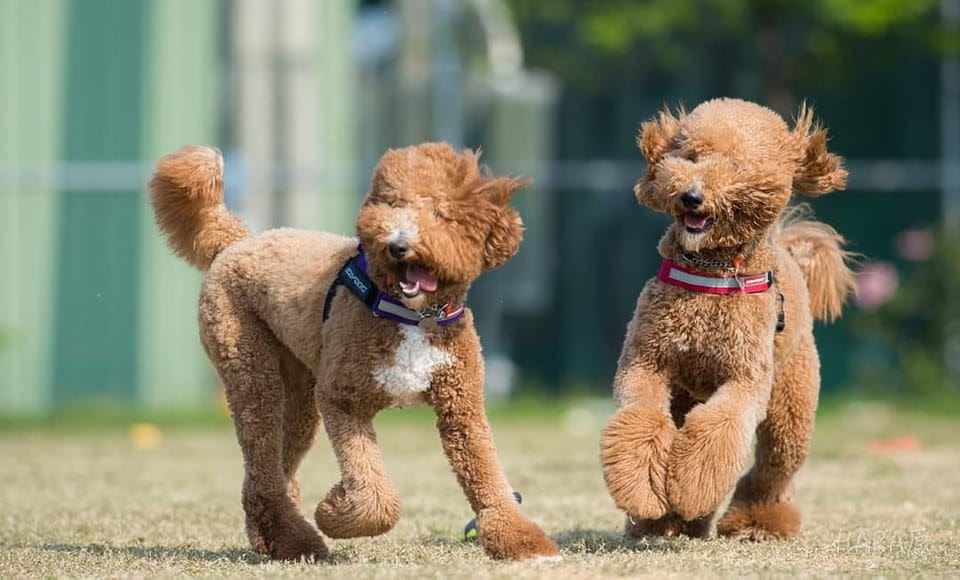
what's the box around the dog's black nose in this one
[680,188,704,208]
[388,241,410,260]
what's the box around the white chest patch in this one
[373,325,454,407]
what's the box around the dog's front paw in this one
[475,507,559,561]
[665,406,751,520]
[625,512,712,539]
[315,481,401,539]
[601,405,675,520]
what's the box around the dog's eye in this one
[367,193,393,207]
[683,151,698,163]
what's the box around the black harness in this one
[322,255,377,322]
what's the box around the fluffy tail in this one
[774,206,857,322]
[149,145,249,270]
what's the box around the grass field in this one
[1,400,958,578]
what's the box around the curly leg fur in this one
[717,501,801,541]
[315,402,401,539]
[429,375,558,561]
[718,340,818,541]
[601,365,676,523]
[204,296,327,562]
[665,382,767,521]
[601,406,674,520]
[279,351,320,509]
[625,388,713,537]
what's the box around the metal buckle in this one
[733,274,746,293]
[415,304,444,321]
[415,303,447,330]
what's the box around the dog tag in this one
[419,318,439,331]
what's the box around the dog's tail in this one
[774,205,857,322]
[149,145,249,271]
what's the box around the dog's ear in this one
[792,103,848,196]
[637,107,682,165]
[480,177,528,271]
[634,107,682,210]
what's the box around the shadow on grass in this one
[412,528,686,557]
[39,532,681,564]
[555,528,685,555]
[41,538,476,566]
[40,542,268,564]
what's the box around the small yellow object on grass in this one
[129,423,162,450]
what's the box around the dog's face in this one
[356,143,526,310]
[635,98,847,253]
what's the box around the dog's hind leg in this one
[203,294,327,561]
[716,338,818,540]
[314,399,401,538]
[278,348,320,509]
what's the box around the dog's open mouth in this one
[398,263,439,298]
[683,212,714,234]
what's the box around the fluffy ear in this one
[636,106,682,165]
[481,177,528,270]
[634,107,682,209]
[792,103,848,196]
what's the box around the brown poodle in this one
[600,98,856,540]
[150,143,559,561]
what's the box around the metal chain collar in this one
[680,251,737,272]
[680,237,764,273]
[415,302,448,321]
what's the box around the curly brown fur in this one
[150,146,249,270]
[775,206,858,322]
[150,143,557,562]
[602,98,855,541]
[716,497,802,541]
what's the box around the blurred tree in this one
[507,0,948,113]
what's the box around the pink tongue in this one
[684,213,709,229]
[406,264,438,292]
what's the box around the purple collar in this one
[323,245,465,327]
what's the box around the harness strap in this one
[322,279,339,322]
[323,255,378,322]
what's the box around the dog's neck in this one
[325,251,470,328]
[658,229,774,274]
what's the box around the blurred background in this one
[1,0,958,418]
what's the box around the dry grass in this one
[1,401,958,578]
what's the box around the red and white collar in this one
[657,259,773,295]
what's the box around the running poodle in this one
[601,98,856,540]
[150,143,559,561]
